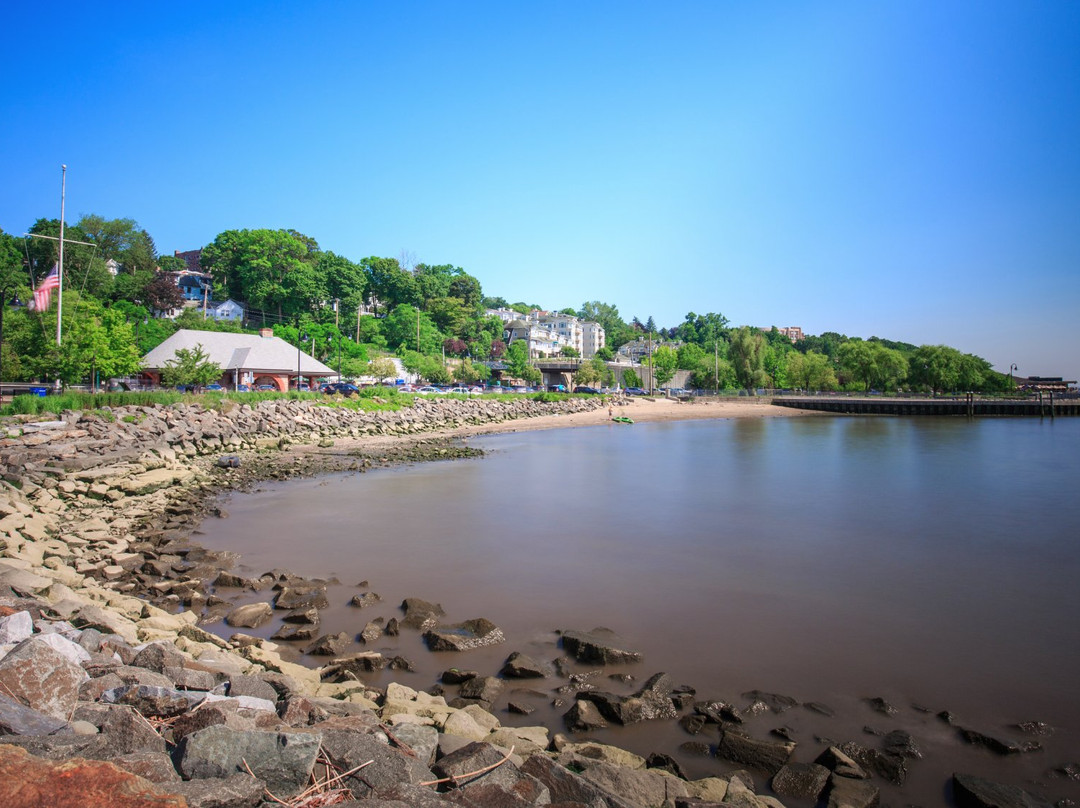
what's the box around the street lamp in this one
[0,293,26,401]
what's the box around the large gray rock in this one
[0,636,88,720]
[579,672,678,725]
[0,691,68,735]
[826,773,880,808]
[837,740,909,785]
[168,772,267,807]
[305,632,350,656]
[560,628,642,665]
[952,773,1054,808]
[225,602,273,628]
[431,741,546,799]
[564,698,609,732]
[320,728,435,796]
[458,675,504,704]
[771,762,830,800]
[0,610,34,644]
[274,586,329,611]
[177,725,321,799]
[400,597,445,630]
[717,729,795,775]
[520,753,637,808]
[575,759,689,808]
[424,618,505,652]
[500,651,547,678]
[101,685,206,717]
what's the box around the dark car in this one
[625,387,647,396]
[324,382,360,395]
[573,386,601,394]
[547,384,567,392]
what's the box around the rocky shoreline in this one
[0,395,1071,807]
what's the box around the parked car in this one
[625,387,646,396]
[205,383,224,392]
[235,384,250,392]
[324,382,360,395]
[445,386,470,395]
[573,386,601,394]
[256,384,277,391]
[416,386,441,394]
[398,384,416,393]
[547,384,567,392]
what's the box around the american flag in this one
[30,264,60,311]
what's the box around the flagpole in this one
[57,164,66,348]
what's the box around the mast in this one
[57,164,66,347]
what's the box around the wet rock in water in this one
[956,725,1043,755]
[271,623,318,641]
[679,713,708,735]
[358,621,381,644]
[883,729,923,760]
[1014,720,1053,736]
[328,651,386,676]
[864,696,898,716]
[579,673,679,725]
[500,650,548,678]
[281,606,319,624]
[384,617,399,636]
[646,752,686,779]
[0,744,186,808]
[350,591,381,608]
[216,455,240,468]
[826,773,880,808]
[695,699,744,725]
[458,675,504,704]
[952,772,1054,808]
[508,701,535,715]
[564,699,609,732]
[560,628,642,665]
[815,745,871,779]
[679,741,712,757]
[224,602,272,628]
[837,740,910,785]
[441,668,478,685]
[771,726,796,741]
[805,701,836,717]
[305,632,350,656]
[273,585,329,611]
[423,617,505,651]
[387,655,414,672]
[742,689,799,713]
[400,597,445,630]
[717,728,796,775]
[772,762,831,800]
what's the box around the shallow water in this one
[197,416,1080,804]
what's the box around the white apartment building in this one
[525,310,606,357]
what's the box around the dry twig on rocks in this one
[419,745,516,787]
[243,753,373,807]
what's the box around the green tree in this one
[650,345,678,388]
[383,304,442,354]
[454,358,490,384]
[160,344,222,389]
[729,327,769,389]
[560,345,580,358]
[622,368,642,389]
[785,351,838,391]
[201,229,322,319]
[578,301,634,348]
[838,340,908,392]
[366,357,397,384]
[364,256,419,313]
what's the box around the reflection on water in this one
[198,416,1080,803]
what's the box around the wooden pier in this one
[772,394,1079,417]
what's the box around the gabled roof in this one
[142,329,335,375]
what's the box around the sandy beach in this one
[441,394,820,439]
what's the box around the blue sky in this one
[2,1,1078,379]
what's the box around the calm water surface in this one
[198,416,1080,803]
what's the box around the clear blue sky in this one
[3,1,1077,380]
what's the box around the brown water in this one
[196,416,1080,805]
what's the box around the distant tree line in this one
[0,217,1012,394]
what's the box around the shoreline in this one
[1,395,1070,808]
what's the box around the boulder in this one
[177,725,321,799]
[400,597,445,630]
[320,728,435,796]
[564,698,609,732]
[458,675,504,704]
[771,762,830,800]
[717,729,795,775]
[0,636,88,720]
[579,672,679,725]
[167,772,266,807]
[0,691,69,735]
[431,741,544,798]
[305,632,350,656]
[273,586,329,611]
[826,773,880,808]
[521,753,638,808]
[561,628,642,664]
[952,772,1054,808]
[0,744,185,808]
[224,602,273,628]
[101,685,205,718]
[424,618,505,651]
[500,650,547,678]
